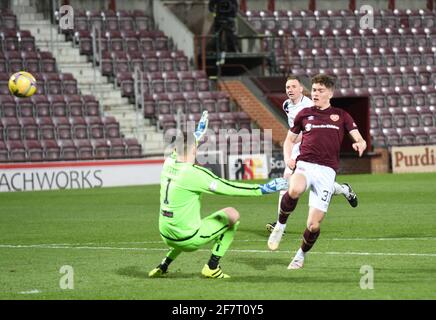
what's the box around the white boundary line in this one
[3,237,436,247]
[1,244,436,257]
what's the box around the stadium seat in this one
[37,117,56,140]
[59,139,77,160]
[109,138,127,158]
[17,30,35,52]
[16,96,34,117]
[376,108,393,128]
[92,138,111,159]
[7,140,26,161]
[220,112,237,130]
[142,95,155,118]
[6,50,24,72]
[0,73,10,93]
[214,91,231,113]
[148,72,165,94]
[74,139,93,160]
[177,71,195,92]
[22,51,40,73]
[416,106,435,127]
[183,92,201,114]
[198,91,216,113]
[0,95,17,117]
[402,107,420,127]
[60,73,78,95]
[168,92,186,114]
[0,140,9,162]
[425,127,436,144]
[71,9,88,32]
[390,107,407,128]
[2,117,21,141]
[49,95,68,117]
[74,30,93,55]
[397,127,415,145]
[25,139,44,161]
[44,73,63,95]
[383,128,400,146]
[1,30,19,51]
[103,10,119,32]
[20,117,38,140]
[65,95,84,117]
[82,95,100,116]
[153,93,171,115]
[86,116,105,139]
[117,72,135,97]
[53,117,72,140]
[410,127,428,144]
[163,71,180,93]
[236,112,252,131]
[124,138,142,157]
[70,116,88,139]
[32,95,51,117]
[117,10,135,31]
[103,116,121,138]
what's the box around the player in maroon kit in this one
[267,74,367,269]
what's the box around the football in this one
[8,71,37,98]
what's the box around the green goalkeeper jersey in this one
[159,154,263,240]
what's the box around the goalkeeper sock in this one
[208,254,221,270]
[279,193,298,224]
[301,228,320,253]
[159,257,173,272]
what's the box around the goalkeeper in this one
[149,111,288,279]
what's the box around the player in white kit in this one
[265,75,357,233]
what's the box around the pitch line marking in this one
[18,289,41,294]
[9,237,436,247]
[1,244,436,257]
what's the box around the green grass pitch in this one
[1,172,436,300]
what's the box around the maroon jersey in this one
[291,106,358,172]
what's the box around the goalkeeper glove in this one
[259,178,289,194]
[193,110,209,145]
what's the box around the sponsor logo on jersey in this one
[330,114,340,121]
[308,116,314,120]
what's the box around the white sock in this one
[276,221,286,230]
[333,182,349,198]
[295,248,305,260]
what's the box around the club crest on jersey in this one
[330,114,340,121]
[305,123,312,132]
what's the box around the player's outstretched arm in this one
[190,165,288,197]
[349,129,367,157]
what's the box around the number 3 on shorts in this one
[321,190,332,202]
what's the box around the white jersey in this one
[282,95,313,160]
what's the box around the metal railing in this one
[133,66,145,138]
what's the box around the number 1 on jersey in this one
[164,178,171,204]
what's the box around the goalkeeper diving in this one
[149,111,288,279]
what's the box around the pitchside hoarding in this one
[391,145,436,173]
[0,159,164,192]
[228,154,269,180]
